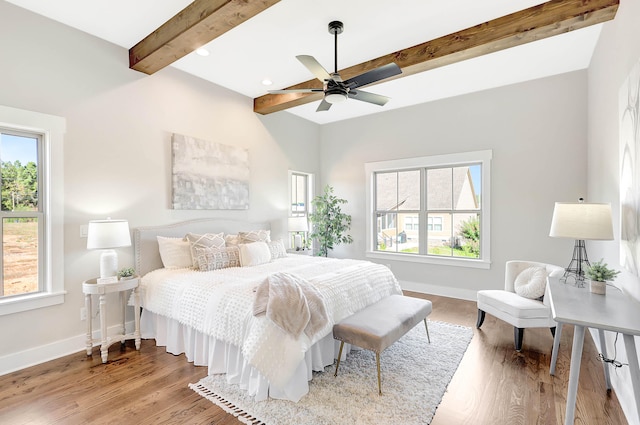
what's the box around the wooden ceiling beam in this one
[130,0,280,75]
[253,0,619,115]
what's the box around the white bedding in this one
[139,254,402,401]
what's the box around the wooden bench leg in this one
[424,319,431,343]
[376,352,382,396]
[334,341,345,377]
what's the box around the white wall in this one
[0,1,320,370]
[588,0,640,423]
[318,71,588,298]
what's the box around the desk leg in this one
[134,286,141,350]
[565,325,585,425]
[623,334,640,423]
[99,294,108,363]
[597,329,612,391]
[550,323,563,375]
[85,293,92,356]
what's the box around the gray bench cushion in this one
[333,295,432,354]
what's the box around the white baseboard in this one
[399,279,477,302]
[0,321,136,376]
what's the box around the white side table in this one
[82,276,141,363]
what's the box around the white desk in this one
[547,278,640,424]
[82,277,141,363]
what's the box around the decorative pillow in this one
[224,234,241,246]
[266,239,287,260]
[194,245,240,271]
[238,242,272,267]
[238,230,271,244]
[514,266,548,299]
[185,232,225,268]
[157,236,192,269]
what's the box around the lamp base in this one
[100,249,118,278]
[561,239,590,285]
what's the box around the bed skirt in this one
[140,310,352,402]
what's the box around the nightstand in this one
[82,276,141,363]
[287,249,313,256]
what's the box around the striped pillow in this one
[185,232,225,268]
[194,246,240,271]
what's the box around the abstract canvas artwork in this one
[171,133,249,210]
[620,58,640,276]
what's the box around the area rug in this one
[190,320,473,425]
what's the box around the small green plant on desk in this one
[118,267,135,280]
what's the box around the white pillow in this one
[185,232,225,268]
[266,239,287,260]
[157,236,192,269]
[238,242,272,267]
[514,266,548,299]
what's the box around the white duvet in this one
[139,255,402,388]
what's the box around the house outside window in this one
[0,105,65,315]
[365,150,491,269]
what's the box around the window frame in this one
[0,105,65,315]
[365,150,492,269]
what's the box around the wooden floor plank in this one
[0,293,629,424]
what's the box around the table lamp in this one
[549,199,613,282]
[87,218,132,278]
[288,216,309,250]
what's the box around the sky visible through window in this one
[0,133,37,165]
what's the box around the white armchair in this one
[476,260,564,351]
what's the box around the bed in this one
[134,218,402,402]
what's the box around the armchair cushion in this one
[514,266,548,299]
[477,290,550,321]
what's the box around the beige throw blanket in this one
[253,272,328,339]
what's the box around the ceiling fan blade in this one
[344,63,402,89]
[297,55,332,82]
[268,88,323,94]
[316,99,332,112]
[347,90,390,106]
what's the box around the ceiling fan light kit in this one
[269,20,402,112]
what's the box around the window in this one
[0,130,42,298]
[0,105,65,315]
[365,150,491,269]
[288,170,314,250]
[290,172,310,217]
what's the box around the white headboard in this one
[133,218,270,276]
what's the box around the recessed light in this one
[195,47,209,57]
[262,78,273,86]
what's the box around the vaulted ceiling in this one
[7,0,619,124]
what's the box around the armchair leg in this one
[514,327,524,351]
[550,327,556,338]
[476,309,486,328]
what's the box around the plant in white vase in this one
[584,259,620,295]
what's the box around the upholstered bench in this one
[333,294,432,395]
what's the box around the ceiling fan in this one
[269,21,402,112]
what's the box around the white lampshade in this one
[87,219,131,278]
[288,216,309,232]
[549,202,614,240]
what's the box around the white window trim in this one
[0,105,66,315]
[365,150,492,269]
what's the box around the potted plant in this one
[118,267,136,280]
[584,259,620,295]
[308,185,353,257]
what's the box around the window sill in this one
[0,291,66,316]
[366,251,491,269]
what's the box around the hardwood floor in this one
[0,293,628,424]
